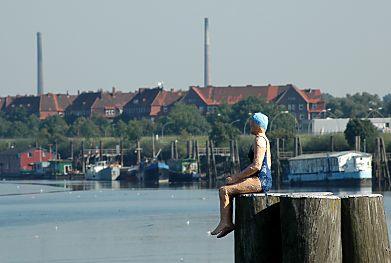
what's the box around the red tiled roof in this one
[188,85,289,105]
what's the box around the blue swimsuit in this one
[248,136,272,205]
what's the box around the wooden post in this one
[174,140,178,159]
[136,141,141,165]
[186,140,192,158]
[81,140,85,174]
[206,140,211,183]
[152,134,155,159]
[120,140,123,165]
[210,140,217,182]
[230,140,235,174]
[355,136,361,152]
[234,139,240,173]
[194,140,200,173]
[235,192,334,263]
[235,193,285,263]
[330,135,334,152]
[99,140,103,161]
[280,195,342,263]
[170,141,174,160]
[341,194,391,263]
[274,138,281,189]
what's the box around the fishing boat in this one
[168,158,200,182]
[140,161,169,183]
[85,161,121,181]
[283,151,372,185]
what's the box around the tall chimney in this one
[204,18,211,88]
[37,32,44,95]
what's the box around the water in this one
[0,181,391,263]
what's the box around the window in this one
[299,104,304,111]
[386,123,390,128]
[133,99,139,104]
[287,104,291,110]
[291,104,296,111]
[299,114,305,120]
[163,107,168,113]
[312,104,317,109]
[28,152,32,158]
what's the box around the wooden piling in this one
[206,140,210,180]
[210,140,217,181]
[341,194,391,263]
[234,139,240,173]
[81,140,85,174]
[194,140,200,173]
[235,193,285,263]
[235,192,335,263]
[120,140,123,165]
[330,135,334,152]
[280,195,342,263]
[136,141,141,164]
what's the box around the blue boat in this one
[141,161,169,183]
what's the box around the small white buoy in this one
[186,220,190,225]
[201,197,206,201]
[16,185,20,189]
[171,194,175,199]
[180,257,184,262]
[55,226,58,231]
[207,231,211,236]
[34,235,39,239]
[40,189,43,193]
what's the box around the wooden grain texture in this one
[234,194,283,263]
[341,194,391,263]
[280,195,342,263]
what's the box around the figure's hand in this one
[226,176,236,185]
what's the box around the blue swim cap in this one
[251,112,268,130]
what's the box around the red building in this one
[0,147,54,175]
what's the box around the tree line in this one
[324,92,391,118]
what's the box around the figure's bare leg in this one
[211,176,262,238]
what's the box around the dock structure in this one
[234,193,390,263]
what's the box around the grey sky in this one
[0,0,390,98]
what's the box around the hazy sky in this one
[0,0,390,98]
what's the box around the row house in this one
[0,96,13,111]
[65,88,134,119]
[122,87,185,120]
[180,84,325,128]
[2,93,75,120]
[274,85,326,125]
[180,84,289,113]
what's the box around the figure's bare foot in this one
[216,225,235,238]
[211,223,225,235]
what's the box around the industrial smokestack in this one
[204,18,211,88]
[37,32,44,95]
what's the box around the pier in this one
[235,193,390,263]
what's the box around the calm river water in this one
[0,180,390,263]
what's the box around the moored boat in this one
[85,161,121,181]
[168,158,199,182]
[283,151,372,185]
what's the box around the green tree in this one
[68,117,99,138]
[91,116,112,137]
[39,115,69,143]
[344,118,378,148]
[165,103,210,135]
[209,122,241,146]
[127,120,143,142]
